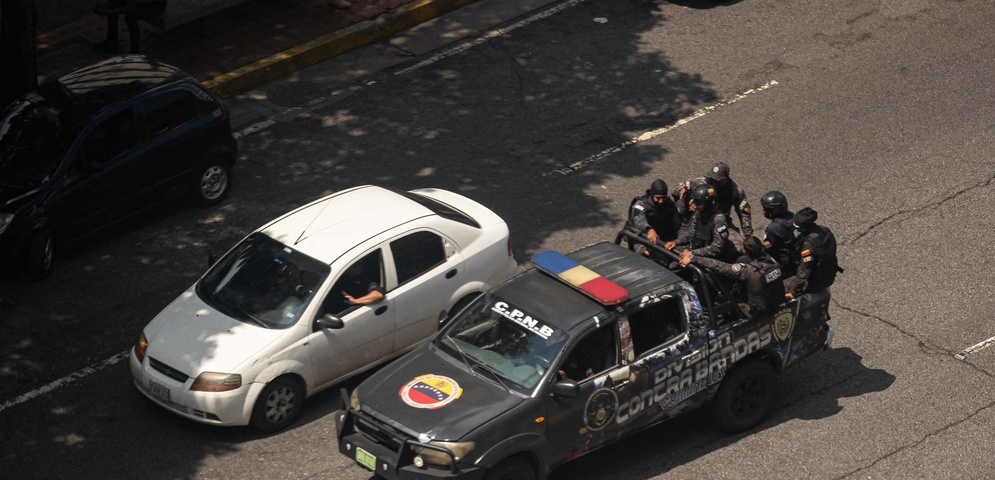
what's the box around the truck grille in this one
[355,411,408,451]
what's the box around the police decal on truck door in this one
[611,288,772,430]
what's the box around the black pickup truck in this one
[335,235,833,480]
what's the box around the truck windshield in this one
[436,294,567,394]
[196,233,329,329]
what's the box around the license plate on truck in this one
[356,447,376,471]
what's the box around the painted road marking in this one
[954,335,995,360]
[542,80,781,177]
[0,351,129,414]
[235,0,587,140]
[234,119,275,140]
[395,0,588,76]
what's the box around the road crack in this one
[847,172,995,246]
[835,398,995,479]
[830,299,995,478]
[832,299,951,358]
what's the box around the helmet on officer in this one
[689,183,717,212]
[760,191,788,219]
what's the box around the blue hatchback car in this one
[0,55,237,278]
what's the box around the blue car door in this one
[57,104,146,238]
[137,85,222,201]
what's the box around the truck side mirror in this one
[550,380,579,398]
[317,314,345,330]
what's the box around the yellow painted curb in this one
[204,0,481,98]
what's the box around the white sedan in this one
[129,186,518,431]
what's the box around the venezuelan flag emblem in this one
[801,249,813,263]
[400,374,463,410]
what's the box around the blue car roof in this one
[43,55,195,118]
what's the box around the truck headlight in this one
[190,372,242,392]
[414,441,475,466]
[0,213,13,236]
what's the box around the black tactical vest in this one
[746,259,785,315]
[804,226,839,290]
[691,212,718,249]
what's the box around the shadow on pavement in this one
[550,347,895,479]
[0,1,733,478]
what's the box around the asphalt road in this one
[3,0,995,478]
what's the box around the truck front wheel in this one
[484,457,535,480]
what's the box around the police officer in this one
[760,191,800,277]
[673,162,754,249]
[784,207,840,299]
[666,184,738,262]
[626,179,682,255]
[680,236,785,317]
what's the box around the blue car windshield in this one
[196,233,330,329]
[0,96,70,189]
[436,293,567,394]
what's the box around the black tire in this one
[441,292,481,329]
[27,230,54,279]
[711,359,777,433]
[484,457,535,480]
[191,158,232,207]
[251,376,304,433]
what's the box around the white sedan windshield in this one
[197,233,329,329]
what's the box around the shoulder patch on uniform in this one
[633,204,644,211]
[731,263,742,273]
[801,249,811,257]
[716,224,728,233]
[763,240,772,248]
[803,256,814,263]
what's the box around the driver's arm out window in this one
[320,250,384,317]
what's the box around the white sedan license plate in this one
[148,380,170,403]
[355,447,376,471]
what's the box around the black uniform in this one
[786,225,839,297]
[692,254,785,316]
[675,210,738,262]
[626,194,682,244]
[673,177,754,237]
[763,212,800,276]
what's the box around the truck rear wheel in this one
[712,359,776,433]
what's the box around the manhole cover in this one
[267,82,331,107]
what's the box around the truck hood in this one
[143,287,286,376]
[357,344,524,441]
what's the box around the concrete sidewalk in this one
[36,0,483,97]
